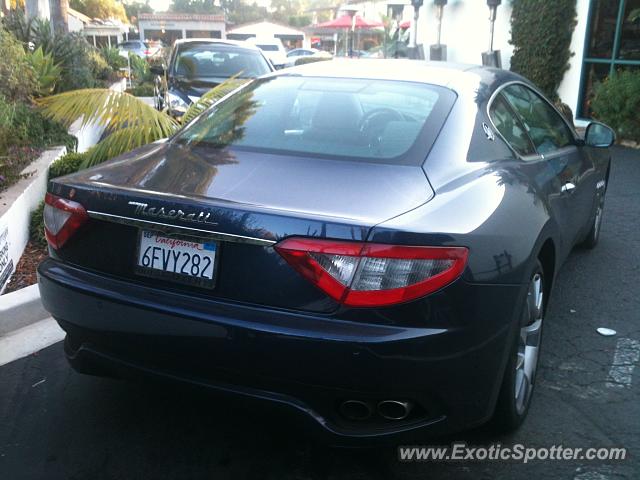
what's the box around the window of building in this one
[579,0,640,117]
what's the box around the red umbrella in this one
[399,20,411,29]
[314,14,383,30]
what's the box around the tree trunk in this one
[50,0,69,34]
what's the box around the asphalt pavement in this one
[1,147,638,480]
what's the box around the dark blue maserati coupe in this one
[38,60,614,440]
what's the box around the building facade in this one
[342,0,638,123]
[138,13,226,45]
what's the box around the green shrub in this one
[10,102,77,151]
[294,56,332,66]
[48,151,87,179]
[1,10,35,45]
[125,82,155,97]
[101,46,127,71]
[29,202,47,248]
[591,70,640,142]
[89,49,113,82]
[510,0,577,101]
[4,12,98,92]
[27,46,62,96]
[129,52,152,83]
[51,33,98,92]
[0,27,37,101]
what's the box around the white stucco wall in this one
[557,0,591,124]
[416,1,514,69]
[413,0,590,121]
[67,14,85,33]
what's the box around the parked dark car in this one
[151,39,273,118]
[39,60,614,441]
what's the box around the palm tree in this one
[49,0,69,34]
[38,78,247,168]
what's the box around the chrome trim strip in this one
[87,211,276,246]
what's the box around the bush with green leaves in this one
[48,151,87,179]
[27,47,62,96]
[510,0,577,101]
[591,70,640,143]
[29,202,47,248]
[101,46,127,71]
[10,102,76,151]
[294,56,332,66]
[1,94,75,155]
[0,27,37,101]
[129,52,153,84]
[3,11,97,92]
[89,49,113,82]
[126,83,155,97]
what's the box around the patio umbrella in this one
[314,14,383,30]
[313,15,383,56]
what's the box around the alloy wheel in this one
[514,272,543,415]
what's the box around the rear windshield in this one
[175,76,455,164]
[173,43,271,79]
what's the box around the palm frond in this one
[181,77,249,125]
[81,126,166,169]
[37,88,178,139]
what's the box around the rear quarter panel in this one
[369,70,562,286]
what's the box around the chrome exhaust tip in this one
[377,400,413,420]
[339,400,373,421]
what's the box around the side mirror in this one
[150,65,166,76]
[584,122,615,148]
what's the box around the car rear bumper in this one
[38,258,523,441]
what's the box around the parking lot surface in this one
[1,148,638,479]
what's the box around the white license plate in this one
[136,230,217,288]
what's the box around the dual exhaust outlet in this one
[339,399,413,421]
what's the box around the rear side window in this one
[175,76,456,164]
[489,94,536,156]
[501,84,573,155]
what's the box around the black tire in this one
[492,260,545,433]
[580,193,605,249]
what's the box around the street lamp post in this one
[340,5,359,57]
[386,2,405,58]
[407,0,424,59]
[481,0,502,67]
[430,0,447,61]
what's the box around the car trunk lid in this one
[49,142,434,313]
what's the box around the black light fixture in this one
[430,0,447,61]
[407,0,425,59]
[482,0,502,68]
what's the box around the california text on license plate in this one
[135,230,217,288]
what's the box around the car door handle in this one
[561,182,576,194]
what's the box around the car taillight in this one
[43,192,88,249]
[274,238,468,307]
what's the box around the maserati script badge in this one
[128,201,218,226]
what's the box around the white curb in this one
[0,284,50,336]
[0,317,64,367]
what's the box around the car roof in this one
[277,59,525,93]
[174,38,263,52]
